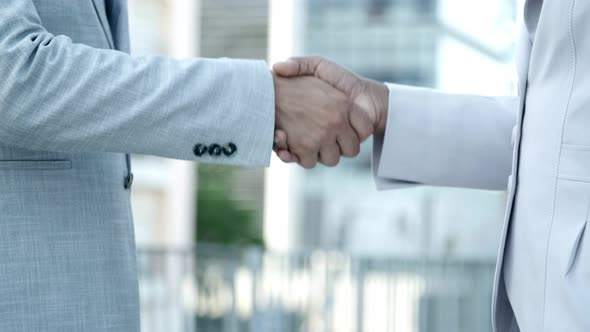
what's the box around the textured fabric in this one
[0,0,275,331]
[0,0,275,165]
[373,0,590,331]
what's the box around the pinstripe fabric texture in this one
[0,0,275,330]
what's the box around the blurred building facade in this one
[198,0,270,235]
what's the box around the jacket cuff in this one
[193,59,275,167]
[232,59,275,167]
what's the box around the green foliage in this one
[196,165,264,247]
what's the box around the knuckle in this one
[295,138,318,154]
[311,55,325,66]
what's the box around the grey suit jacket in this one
[374,0,589,331]
[0,0,274,331]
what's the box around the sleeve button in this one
[124,173,134,190]
[193,144,208,157]
[222,143,237,157]
[209,144,222,156]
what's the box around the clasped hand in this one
[273,57,389,168]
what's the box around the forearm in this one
[0,0,275,166]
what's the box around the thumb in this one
[273,59,301,77]
[278,57,360,98]
[272,56,323,77]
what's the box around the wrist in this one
[365,80,389,134]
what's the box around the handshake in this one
[273,56,389,168]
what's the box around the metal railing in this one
[137,244,496,332]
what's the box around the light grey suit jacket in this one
[0,0,274,331]
[374,0,589,331]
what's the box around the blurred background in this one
[128,0,523,331]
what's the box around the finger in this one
[278,150,300,163]
[295,150,319,169]
[276,149,296,163]
[319,144,341,167]
[337,125,361,158]
[272,59,300,77]
[290,153,300,164]
[349,106,375,142]
[274,130,289,151]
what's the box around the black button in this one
[124,173,134,190]
[209,144,222,156]
[193,144,208,157]
[222,143,237,157]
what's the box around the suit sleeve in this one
[373,83,518,191]
[0,0,275,167]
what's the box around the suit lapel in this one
[111,0,131,53]
[524,0,543,41]
[492,20,534,332]
[516,23,532,97]
[91,0,115,49]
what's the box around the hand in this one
[273,57,389,164]
[274,74,373,168]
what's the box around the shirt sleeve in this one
[373,83,518,191]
